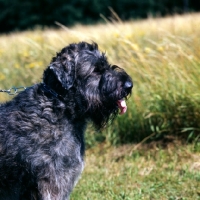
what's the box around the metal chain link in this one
[0,86,27,95]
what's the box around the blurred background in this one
[0,0,200,33]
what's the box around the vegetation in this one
[71,142,200,199]
[1,13,200,145]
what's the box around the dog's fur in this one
[0,42,133,200]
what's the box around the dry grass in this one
[1,13,200,142]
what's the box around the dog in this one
[0,42,133,200]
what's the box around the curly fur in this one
[0,42,133,200]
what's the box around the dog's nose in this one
[124,81,133,89]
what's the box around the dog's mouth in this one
[117,99,127,115]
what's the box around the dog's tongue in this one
[117,99,127,115]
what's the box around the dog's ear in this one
[44,59,75,90]
[50,60,75,90]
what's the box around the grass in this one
[71,142,200,199]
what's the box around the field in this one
[0,13,200,199]
[71,143,200,200]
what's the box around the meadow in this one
[0,13,200,199]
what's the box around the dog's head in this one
[43,42,133,128]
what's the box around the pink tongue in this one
[117,100,127,115]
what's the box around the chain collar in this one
[0,84,65,101]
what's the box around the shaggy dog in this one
[0,42,133,200]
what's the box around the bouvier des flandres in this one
[0,42,133,200]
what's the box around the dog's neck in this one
[41,83,65,101]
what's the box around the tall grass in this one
[0,13,200,145]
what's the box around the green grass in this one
[71,143,200,200]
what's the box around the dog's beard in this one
[87,103,118,129]
[84,87,130,128]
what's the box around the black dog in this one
[0,42,133,200]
